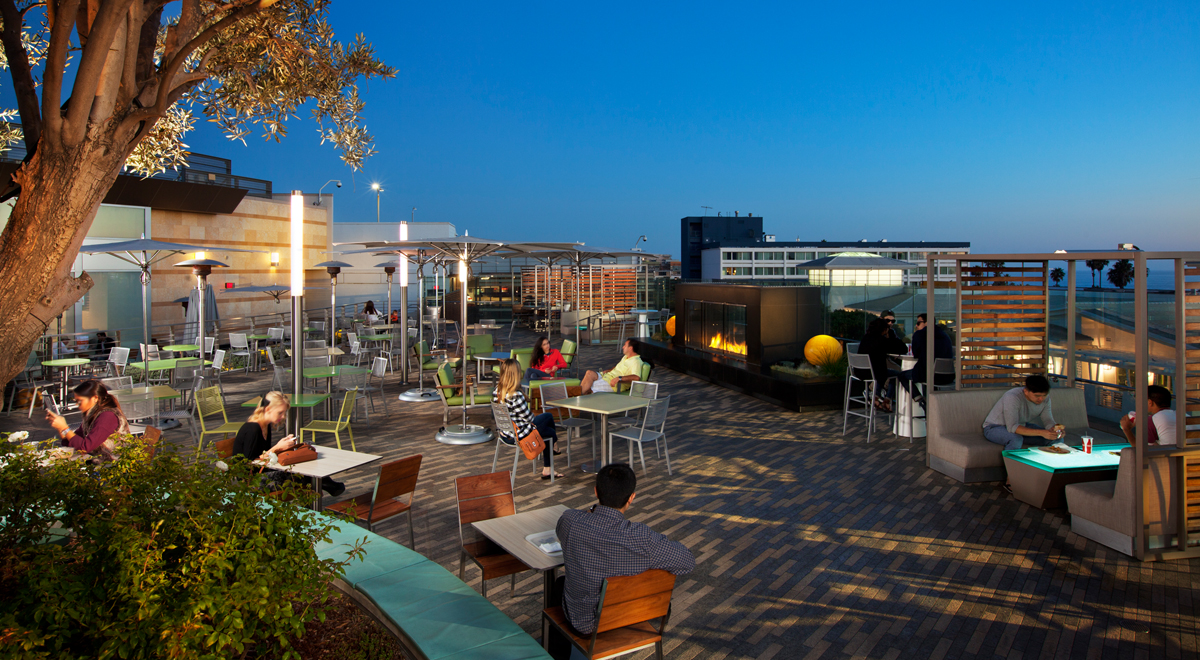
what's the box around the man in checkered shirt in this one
[555,463,695,637]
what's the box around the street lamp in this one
[371,182,383,223]
[290,190,305,432]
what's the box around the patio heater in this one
[173,257,228,366]
[313,261,352,344]
[376,261,396,321]
[434,256,493,445]
[289,190,305,433]
[398,248,440,402]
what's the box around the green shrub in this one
[0,434,363,659]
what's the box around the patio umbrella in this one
[79,239,264,384]
[184,285,220,342]
[222,284,327,305]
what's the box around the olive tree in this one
[0,0,393,384]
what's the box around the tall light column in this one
[458,258,468,358]
[290,190,305,434]
[399,221,410,383]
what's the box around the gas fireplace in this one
[674,283,822,366]
[685,301,748,359]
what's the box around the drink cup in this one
[1082,436,1093,454]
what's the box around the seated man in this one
[898,313,954,403]
[555,463,695,639]
[982,374,1065,451]
[580,338,644,394]
[1120,385,1177,446]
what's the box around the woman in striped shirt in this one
[494,358,562,480]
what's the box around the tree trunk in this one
[0,121,131,386]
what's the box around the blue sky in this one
[40,2,1200,257]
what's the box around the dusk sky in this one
[131,2,1200,257]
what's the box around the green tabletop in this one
[110,385,181,400]
[359,334,392,341]
[129,358,211,372]
[163,344,199,352]
[247,334,272,340]
[546,392,649,415]
[41,358,91,367]
[242,393,331,408]
[303,365,369,379]
[1002,443,1124,473]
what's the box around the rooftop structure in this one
[701,239,970,285]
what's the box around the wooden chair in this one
[454,471,531,598]
[299,389,357,451]
[327,455,422,548]
[141,426,163,458]
[542,569,677,660]
[196,385,243,454]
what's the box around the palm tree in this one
[1050,267,1065,286]
[1107,259,1134,289]
[1085,259,1110,288]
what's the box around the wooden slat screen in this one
[518,265,638,313]
[957,260,1049,388]
[1183,261,1200,535]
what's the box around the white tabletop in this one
[286,347,345,357]
[472,505,570,572]
[259,445,381,479]
[547,393,649,416]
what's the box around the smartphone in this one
[42,393,60,416]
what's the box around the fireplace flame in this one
[709,333,747,355]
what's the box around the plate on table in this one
[526,531,562,557]
[1036,446,1071,455]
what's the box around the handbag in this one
[515,422,546,460]
[275,443,318,466]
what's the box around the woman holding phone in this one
[44,379,129,453]
[232,391,345,496]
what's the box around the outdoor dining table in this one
[247,334,272,371]
[242,393,332,431]
[474,351,510,383]
[889,354,924,440]
[471,504,569,606]
[545,393,649,473]
[41,357,91,400]
[162,344,198,353]
[286,347,345,359]
[255,445,381,511]
[110,385,182,428]
[302,365,369,416]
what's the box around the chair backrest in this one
[100,376,133,391]
[203,336,215,353]
[847,352,873,377]
[846,342,860,354]
[338,369,367,391]
[641,394,670,430]
[346,332,358,347]
[268,328,284,340]
[374,454,422,503]
[213,436,235,459]
[303,355,329,369]
[121,392,156,422]
[538,382,568,412]
[266,346,278,366]
[337,389,357,421]
[933,358,955,375]
[142,426,162,457]
[594,569,676,635]
[628,381,658,399]
[560,339,577,365]
[230,333,249,349]
[454,471,516,526]
[491,401,515,431]
[512,347,534,371]
[141,343,160,361]
[371,356,388,380]
[109,347,130,366]
[174,358,203,381]
[211,349,226,370]
[310,321,325,331]
[465,334,493,357]
[304,339,327,350]
[195,386,226,421]
[640,362,652,382]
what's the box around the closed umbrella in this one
[184,286,220,341]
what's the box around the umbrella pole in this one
[141,259,151,385]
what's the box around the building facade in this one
[680,215,763,280]
[700,240,970,284]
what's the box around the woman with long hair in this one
[494,359,562,480]
[527,336,568,381]
[362,300,379,324]
[45,379,129,453]
[231,391,345,495]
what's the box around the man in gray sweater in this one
[982,375,1066,450]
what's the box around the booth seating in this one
[1065,446,1180,556]
[926,387,1122,483]
[316,516,550,659]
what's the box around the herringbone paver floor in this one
[7,330,1197,659]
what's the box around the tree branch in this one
[0,0,43,155]
[40,0,80,141]
[116,0,140,109]
[62,0,137,146]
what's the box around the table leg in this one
[312,475,322,511]
[542,567,556,609]
[579,413,608,473]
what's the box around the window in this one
[754,252,784,261]
[754,266,784,276]
[723,251,752,261]
[786,251,815,261]
[722,267,751,276]
[786,266,808,276]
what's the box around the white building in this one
[699,240,970,285]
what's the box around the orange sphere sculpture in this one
[665,315,676,336]
[804,334,843,366]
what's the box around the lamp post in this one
[398,220,409,383]
[314,261,352,344]
[371,182,383,223]
[290,190,305,433]
[173,257,228,366]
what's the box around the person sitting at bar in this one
[553,463,695,638]
[494,359,562,480]
[580,338,644,394]
[856,318,907,412]
[231,391,345,496]
[880,309,906,342]
[898,313,954,404]
[1120,385,1177,446]
[982,375,1065,451]
[526,336,568,381]
[362,300,379,324]
[45,380,129,453]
